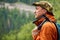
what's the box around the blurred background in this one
[0,0,60,40]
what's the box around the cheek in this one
[34,9,43,18]
[35,9,40,13]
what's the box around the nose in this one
[34,10,38,14]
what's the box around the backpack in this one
[56,23,60,40]
[37,14,60,40]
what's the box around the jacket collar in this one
[33,13,56,26]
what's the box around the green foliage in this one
[54,11,60,23]
[0,7,9,40]
[18,22,35,40]
[0,7,35,40]
[0,0,17,3]
[20,0,39,5]
[1,22,35,40]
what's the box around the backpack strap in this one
[38,19,47,30]
[37,14,50,30]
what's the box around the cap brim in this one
[32,2,40,6]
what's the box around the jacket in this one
[32,13,58,40]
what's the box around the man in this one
[32,1,58,40]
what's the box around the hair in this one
[47,11,54,16]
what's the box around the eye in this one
[36,6,39,10]
[36,7,38,10]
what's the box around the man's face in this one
[34,6,46,18]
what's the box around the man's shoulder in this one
[42,21,55,28]
[40,21,56,32]
[43,21,52,25]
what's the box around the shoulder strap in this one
[37,14,50,30]
[38,19,47,30]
